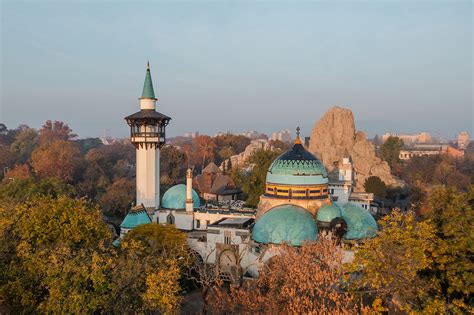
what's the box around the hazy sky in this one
[1,1,473,140]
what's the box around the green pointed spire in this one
[141,62,156,99]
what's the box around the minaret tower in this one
[125,63,171,211]
[185,168,194,214]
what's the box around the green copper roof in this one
[341,203,378,240]
[120,209,152,229]
[317,203,343,223]
[162,184,200,210]
[252,204,318,246]
[266,143,328,185]
[141,63,156,99]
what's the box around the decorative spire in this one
[295,126,302,145]
[141,62,156,99]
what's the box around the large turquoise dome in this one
[266,142,328,185]
[341,203,378,239]
[162,184,200,209]
[317,203,343,223]
[252,204,318,246]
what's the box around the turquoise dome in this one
[341,203,378,239]
[162,184,200,209]
[317,203,343,223]
[266,143,328,185]
[121,209,152,229]
[252,204,318,246]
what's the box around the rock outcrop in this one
[308,106,399,190]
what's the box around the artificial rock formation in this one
[308,106,399,190]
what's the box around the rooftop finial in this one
[295,126,302,145]
[147,61,150,70]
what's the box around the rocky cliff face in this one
[308,106,399,190]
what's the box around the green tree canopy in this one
[236,149,280,207]
[380,136,404,169]
[363,175,387,198]
[0,195,112,313]
[110,224,190,314]
[348,185,474,313]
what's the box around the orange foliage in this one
[4,164,32,181]
[210,239,370,314]
[31,140,82,183]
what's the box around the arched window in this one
[166,213,175,225]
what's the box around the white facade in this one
[328,157,377,213]
[136,147,160,209]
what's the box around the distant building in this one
[184,131,199,138]
[327,158,377,214]
[399,143,464,160]
[457,131,469,150]
[271,129,292,142]
[214,131,232,137]
[240,130,267,140]
[382,132,432,145]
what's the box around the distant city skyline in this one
[1,1,472,139]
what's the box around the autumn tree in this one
[38,120,77,146]
[210,238,369,314]
[3,164,32,182]
[363,175,387,198]
[109,224,190,314]
[99,178,135,219]
[31,140,82,183]
[10,127,38,163]
[0,195,113,313]
[380,136,403,169]
[348,186,473,313]
[193,135,217,171]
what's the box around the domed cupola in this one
[162,184,200,210]
[265,127,329,200]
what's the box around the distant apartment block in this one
[382,132,432,145]
[457,131,469,150]
[399,144,464,160]
[271,129,292,142]
[240,130,267,140]
[184,131,199,138]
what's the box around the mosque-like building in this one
[116,64,378,279]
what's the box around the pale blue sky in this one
[1,1,473,139]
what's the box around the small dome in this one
[252,204,318,246]
[162,184,200,209]
[341,203,378,239]
[266,143,328,185]
[317,203,343,223]
[120,209,152,229]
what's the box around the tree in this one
[210,238,369,313]
[109,224,189,314]
[363,176,387,198]
[193,135,217,171]
[348,186,473,314]
[0,178,76,203]
[99,178,135,219]
[31,140,82,183]
[0,195,112,313]
[160,145,187,185]
[380,136,403,169]
[10,127,38,163]
[239,149,280,207]
[3,164,32,181]
[38,120,77,146]
[0,145,15,180]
